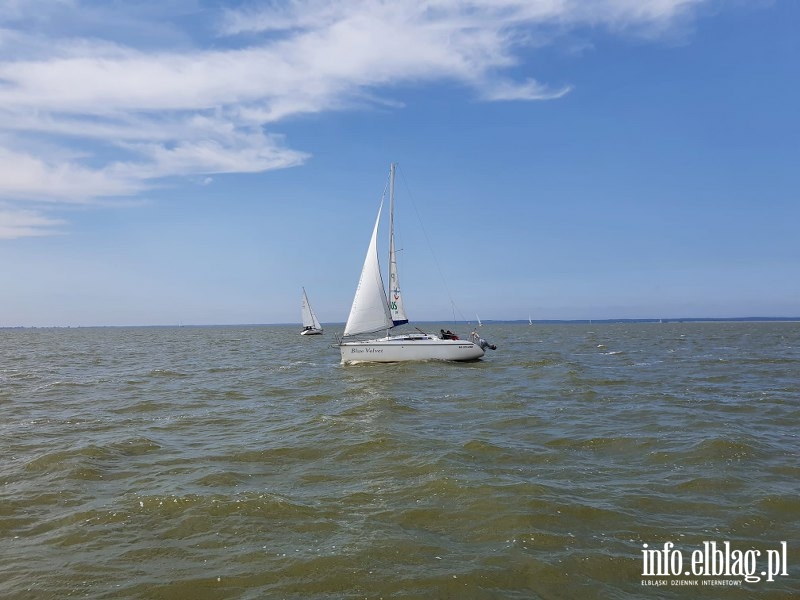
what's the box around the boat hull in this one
[301,328,323,336]
[339,334,484,364]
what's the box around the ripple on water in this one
[1,322,798,599]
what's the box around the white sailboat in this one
[339,163,487,364]
[300,287,323,335]
[477,314,483,327]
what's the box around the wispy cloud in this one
[0,0,707,237]
[0,205,65,239]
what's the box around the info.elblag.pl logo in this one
[641,541,789,586]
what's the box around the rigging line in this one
[396,166,469,324]
[451,299,469,325]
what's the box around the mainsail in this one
[343,200,394,337]
[387,163,408,326]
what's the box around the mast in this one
[388,163,408,326]
[301,287,310,327]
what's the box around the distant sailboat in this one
[338,163,488,363]
[477,314,483,327]
[300,287,323,335]
[528,315,533,326]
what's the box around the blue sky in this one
[1,0,798,327]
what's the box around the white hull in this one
[340,333,484,364]
[301,328,323,336]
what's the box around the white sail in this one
[343,200,393,337]
[301,287,322,330]
[339,163,490,364]
[388,163,408,326]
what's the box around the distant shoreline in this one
[462,317,800,325]
[2,317,799,329]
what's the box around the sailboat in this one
[339,163,486,364]
[528,315,533,326]
[476,314,483,327]
[300,287,323,335]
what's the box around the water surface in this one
[1,322,797,598]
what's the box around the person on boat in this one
[440,329,459,340]
[471,332,497,351]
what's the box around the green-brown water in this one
[1,322,798,599]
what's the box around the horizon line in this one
[2,316,799,329]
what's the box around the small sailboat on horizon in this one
[338,163,491,363]
[300,287,323,335]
